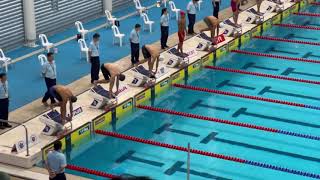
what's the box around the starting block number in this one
[11,134,40,154]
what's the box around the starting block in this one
[40,107,83,136]
[220,19,242,37]
[266,0,283,12]
[130,65,156,87]
[246,8,264,24]
[196,33,225,51]
[89,85,118,109]
[166,48,191,68]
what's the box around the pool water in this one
[66,5,320,180]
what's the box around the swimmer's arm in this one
[155,56,160,73]
[116,76,120,95]
[109,77,116,98]
[60,101,67,124]
[69,101,73,120]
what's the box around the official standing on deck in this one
[0,73,11,129]
[160,8,170,49]
[46,141,67,180]
[89,33,101,84]
[42,52,57,106]
[130,24,141,66]
[187,0,199,35]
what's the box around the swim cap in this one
[180,11,185,16]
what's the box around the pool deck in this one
[0,0,299,179]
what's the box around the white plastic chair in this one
[75,21,89,39]
[38,54,47,66]
[0,49,12,72]
[141,13,154,32]
[169,1,181,21]
[111,25,125,47]
[198,0,203,10]
[78,39,89,62]
[133,0,146,15]
[162,0,167,7]
[105,10,117,26]
[39,34,54,53]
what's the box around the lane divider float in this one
[231,49,320,64]
[205,66,320,85]
[137,105,320,141]
[310,2,320,5]
[172,83,320,111]
[66,164,119,179]
[254,36,320,46]
[273,24,320,31]
[95,130,320,179]
[293,12,320,17]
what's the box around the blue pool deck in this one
[5,0,230,111]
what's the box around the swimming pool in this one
[62,4,320,180]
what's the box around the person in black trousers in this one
[160,8,169,49]
[42,52,57,106]
[187,0,199,35]
[130,24,141,66]
[0,73,11,129]
[213,0,221,18]
[89,33,101,84]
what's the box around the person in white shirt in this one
[89,33,101,84]
[0,73,11,129]
[187,0,199,34]
[42,52,57,106]
[160,8,170,49]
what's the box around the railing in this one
[0,119,29,156]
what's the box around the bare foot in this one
[42,102,49,106]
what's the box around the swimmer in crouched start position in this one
[141,44,160,78]
[200,16,220,45]
[49,85,78,125]
[94,63,126,99]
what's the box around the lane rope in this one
[137,105,320,141]
[293,12,320,17]
[273,24,320,31]
[172,83,320,111]
[231,49,320,64]
[95,130,320,179]
[310,2,320,5]
[254,36,320,46]
[205,66,320,85]
[66,164,119,179]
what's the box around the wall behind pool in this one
[41,0,303,166]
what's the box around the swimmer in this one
[141,45,160,77]
[200,16,220,44]
[178,11,187,54]
[49,85,77,125]
[94,63,126,99]
[256,0,264,15]
[231,0,241,27]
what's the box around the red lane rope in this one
[66,164,119,179]
[231,49,320,64]
[172,83,307,108]
[137,104,278,133]
[95,130,246,163]
[293,12,320,17]
[205,66,320,85]
[273,24,320,31]
[254,36,320,46]
[311,2,320,5]
[95,130,320,179]
[137,105,320,141]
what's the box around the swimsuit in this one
[178,30,185,43]
[101,65,111,81]
[49,87,63,102]
[142,45,151,59]
[231,0,238,12]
